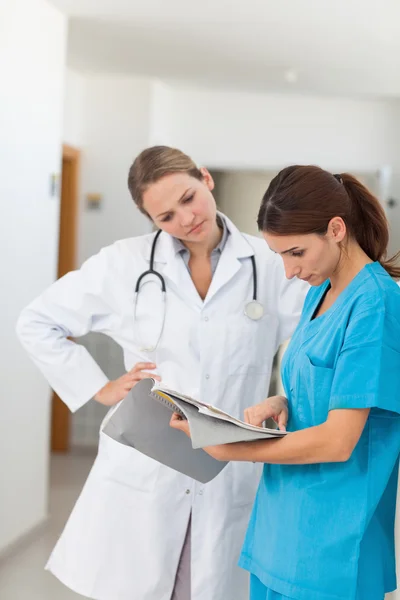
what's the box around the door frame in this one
[50,144,80,452]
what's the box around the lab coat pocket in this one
[227,313,277,376]
[98,431,160,492]
[304,355,334,426]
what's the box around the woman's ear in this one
[328,216,346,243]
[200,167,215,191]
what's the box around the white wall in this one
[160,86,395,172]
[63,69,86,149]
[0,0,67,553]
[148,80,175,146]
[68,74,154,265]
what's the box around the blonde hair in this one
[127,146,203,214]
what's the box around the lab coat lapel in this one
[146,231,203,310]
[204,216,254,306]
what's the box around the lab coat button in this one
[185,489,190,494]
[205,374,210,380]
[204,316,209,322]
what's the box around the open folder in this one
[102,378,286,483]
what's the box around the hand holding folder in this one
[102,378,286,483]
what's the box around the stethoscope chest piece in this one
[244,300,264,321]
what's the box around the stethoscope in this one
[133,229,264,352]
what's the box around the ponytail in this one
[340,173,400,279]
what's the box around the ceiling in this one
[49,0,400,97]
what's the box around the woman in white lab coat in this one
[16,146,307,600]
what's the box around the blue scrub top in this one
[239,262,400,600]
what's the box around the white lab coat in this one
[16,215,308,600]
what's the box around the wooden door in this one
[51,145,80,452]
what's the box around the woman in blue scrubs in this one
[171,166,400,600]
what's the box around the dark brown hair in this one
[257,165,400,278]
[127,146,203,214]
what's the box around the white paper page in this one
[197,406,286,435]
